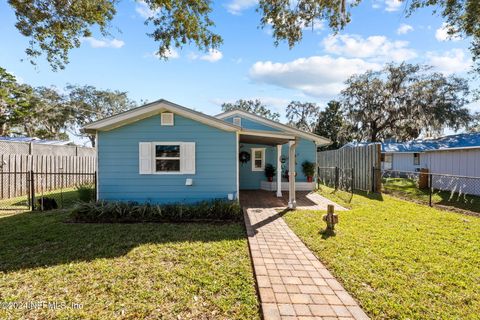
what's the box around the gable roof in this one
[83,99,240,133]
[343,132,480,153]
[216,109,331,145]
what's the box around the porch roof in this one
[239,130,295,146]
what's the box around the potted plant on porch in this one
[264,164,276,182]
[302,161,316,182]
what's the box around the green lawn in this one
[0,188,88,216]
[284,185,480,319]
[0,210,259,319]
[383,177,480,213]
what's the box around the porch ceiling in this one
[239,130,295,146]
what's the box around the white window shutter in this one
[139,142,152,174]
[181,142,196,174]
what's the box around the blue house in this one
[84,99,330,208]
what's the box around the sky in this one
[0,0,478,145]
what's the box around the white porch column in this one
[288,140,298,209]
[276,144,282,197]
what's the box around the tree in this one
[285,101,319,132]
[341,63,472,142]
[8,0,480,73]
[467,112,480,132]
[11,85,71,140]
[221,99,280,121]
[315,100,349,150]
[8,0,221,71]
[0,67,18,135]
[67,85,137,146]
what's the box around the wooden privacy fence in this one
[317,143,382,192]
[0,154,96,200]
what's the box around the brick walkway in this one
[240,190,348,211]
[244,206,369,319]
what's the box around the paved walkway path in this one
[244,207,369,320]
[240,190,349,211]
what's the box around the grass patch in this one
[383,177,480,214]
[0,210,259,319]
[0,188,81,216]
[284,186,480,319]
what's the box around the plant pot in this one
[267,176,273,182]
[307,176,313,182]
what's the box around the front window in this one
[413,153,420,166]
[155,144,180,172]
[251,148,265,171]
[383,153,393,170]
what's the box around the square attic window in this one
[233,117,242,127]
[161,112,174,126]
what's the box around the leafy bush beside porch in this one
[70,199,242,223]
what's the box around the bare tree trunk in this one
[89,135,96,148]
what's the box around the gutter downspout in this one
[288,139,298,209]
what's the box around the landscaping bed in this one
[284,185,480,319]
[0,210,259,319]
[70,200,242,223]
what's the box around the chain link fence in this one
[317,166,354,202]
[381,170,480,214]
[0,171,96,215]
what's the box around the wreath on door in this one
[239,151,251,163]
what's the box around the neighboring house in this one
[83,99,330,207]
[0,136,75,145]
[345,133,480,195]
[378,133,480,176]
[380,140,435,172]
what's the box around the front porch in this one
[240,190,348,211]
[238,130,304,208]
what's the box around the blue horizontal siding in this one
[98,114,237,204]
[223,115,281,132]
[239,139,316,189]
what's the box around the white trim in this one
[95,132,99,200]
[216,109,330,145]
[240,130,295,140]
[233,117,242,127]
[276,144,282,197]
[288,140,298,209]
[261,181,315,192]
[83,99,240,133]
[236,132,240,201]
[425,146,480,152]
[161,112,174,126]
[150,141,196,175]
[251,147,265,171]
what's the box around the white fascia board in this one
[83,99,240,133]
[239,130,296,140]
[216,110,330,145]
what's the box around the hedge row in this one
[70,199,243,223]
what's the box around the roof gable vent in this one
[161,112,174,126]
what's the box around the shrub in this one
[264,163,276,178]
[301,161,316,177]
[70,199,242,223]
[76,183,95,202]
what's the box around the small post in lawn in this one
[323,204,338,234]
[429,173,433,207]
[334,167,339,190]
